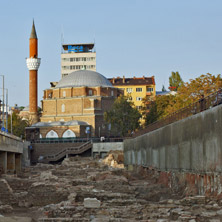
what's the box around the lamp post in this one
[5,88,8,132]
[0,75,4,130]
[0,87,8,132]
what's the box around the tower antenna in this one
[61,25,64,53]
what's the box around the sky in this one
[0,0,222,106]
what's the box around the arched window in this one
[62,129,76,138]
[46,130,58,138]
[39,134,42,139]
[61,104,65,113]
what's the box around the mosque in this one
[26,22,121,139]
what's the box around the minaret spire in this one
[30,20,37,39]
[26,21,41,124]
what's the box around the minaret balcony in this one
[26,58,41,70]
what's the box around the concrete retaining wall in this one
[124,105,222,172]
[124,105,222,195]
[92,142,123,158]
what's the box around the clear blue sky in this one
[0,0,222,106]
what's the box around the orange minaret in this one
[26,21,41,124]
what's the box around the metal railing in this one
[32,137,123,144]
[134,89,222,138]
[42,141,92,162]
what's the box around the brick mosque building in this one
[34,70,121,138]
[25,22,121,139]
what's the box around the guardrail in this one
[0,131,22,141]
[134,88,222,138]
[32,137,123,144]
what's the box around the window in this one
[62,66,70,70]
[147,87,153,92]
[111,90,114,96]
[89,89,93,96]
[136,88,142,92]
[63,91,66,97]
[62,129,76,138]
[46,130,58,138]
[61,104,65,113]
[136,97,142,101]
[136,106,142,110]
[126,88,133,93]
[62,74,68,78]
[127,96,132,101]
[62,58,70,62]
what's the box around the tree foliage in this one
[104,96,141,136]
[169,71,183,91]
[142,95,176,125]
[143,73,222,126]
[7,112,29,139]
[162,85,167,92]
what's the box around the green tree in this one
[104,96,141,136]
[162,85,167,92]
[142,95,176,125]
[169,71,183,91]
[166,73,222,114]
[7,113,29,139]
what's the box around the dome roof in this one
[56,70,113,88]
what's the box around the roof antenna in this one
[93,32,96,53]
[61,25,64,53]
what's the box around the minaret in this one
[26,21,41,124]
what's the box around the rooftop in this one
[55,70,113,88]
[62,43,94,52]
[108,76,155,86]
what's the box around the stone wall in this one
[92,142,123,158]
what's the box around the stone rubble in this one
[0,155,222,221]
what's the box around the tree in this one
[169,71,183,91]
[7,112,29,139]
[142,94,176,125]
[162,85,167,92]
[166,73,222,113]
[104,96,141,136]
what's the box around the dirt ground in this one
[0,153,222,222]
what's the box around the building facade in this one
[61,43,96,78]
[109,76,156,110]
[36,70,121,138]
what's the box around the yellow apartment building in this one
[108,76,156,110]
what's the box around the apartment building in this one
[61,43,96,78]
[109,76,156,110]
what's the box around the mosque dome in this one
[56,70,113,88]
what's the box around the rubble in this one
[0,156,222,221]
[102,150,124,168]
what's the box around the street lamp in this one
[0,75,4,129]
[0,88,8,132]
